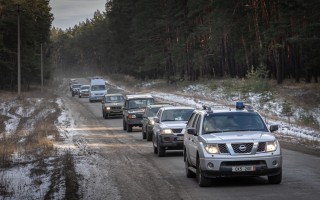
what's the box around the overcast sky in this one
[50,0,106,30]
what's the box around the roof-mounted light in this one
[236,102,245,110]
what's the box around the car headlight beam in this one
[266,141,277,152]
[160,129,173,134]
[205,144,219,154]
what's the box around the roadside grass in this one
[0,91,80,199]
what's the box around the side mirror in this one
[187,128,197,136]
[270,125,279,132]
[154,117,159,123]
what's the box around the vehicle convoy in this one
[152,106,195,157]
[69,79,78,91]
[122,94,154,132]
[89,78,108,102]
[79,85,90,98]
[101,93,125,119]
[183,102,282,187]
[71,83,82,97]
[142,104,171,141]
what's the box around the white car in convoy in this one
[184,102,282,187]
[152,106,194,157]
[89,78,108,102]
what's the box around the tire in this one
[185,152,196,178]
[268,169,282,184]
[123,119,127,130]
[127,123,132,132]
[103,112,108,119]
[142,130,146,139]
[196,157,211,187]
[153,138,158,154]
[157,139,165,157]
[146,131,152,141]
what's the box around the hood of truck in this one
[159,121,188,129]
[202,131,275,143]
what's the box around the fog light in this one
[272,160,278,166]
[207,162,214,169]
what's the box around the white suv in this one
[184,102,282,187]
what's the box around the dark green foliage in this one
[49,0,320,84]
[0,0,53,90]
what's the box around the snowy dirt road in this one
[58,79,320,200]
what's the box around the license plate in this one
[232,166,255,172]
[177,136,184,140]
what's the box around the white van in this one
[89,78,108,102]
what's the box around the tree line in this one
[0,0,53,90]
[2,1,319,91]
[50,0,320,84]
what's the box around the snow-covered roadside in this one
[0,97,64,199]
[109,80,320,147]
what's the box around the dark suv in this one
[122,94,154,132]
[142,104,171,141]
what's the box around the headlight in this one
[160,129,173,134]
[266,141,277,152]
[106,107,111,110]
[205,144,219,154]
[128,114,136,119]
[149,119,155,125]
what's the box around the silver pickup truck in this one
[183,102,282,187]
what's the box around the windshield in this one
[147,107,161,117]
[104,95,124,103]
[202,112,268,134]
[72,84,81,88]
[80,86,89,90]
[128,99,153,109]
[161,109,193,122]
[91,85,106,91]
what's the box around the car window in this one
[128,99,153,109]
[187,113,197,127]
[192,114,200,128]
[73,84,81,88]
[195,114,201,132]
[157,109,162,118]
[105,95,124,103]
[202,112,268,134]
[81,86,89,90]
[161,109,194,122]
[91,85,106,91]
[148,107,161,117]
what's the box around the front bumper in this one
[89,96,104,101]
[105,110,122,116]
[127,118,143,126]
[200,155,282,178]
[159,135,184,150]
[80,92,89,97]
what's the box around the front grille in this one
[257,142,266,152]
[111,106,122,110]
[231,143,253,153]
[172,129,182,133]
[218,144,229,154]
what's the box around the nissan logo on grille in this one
[239,144,247,152]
